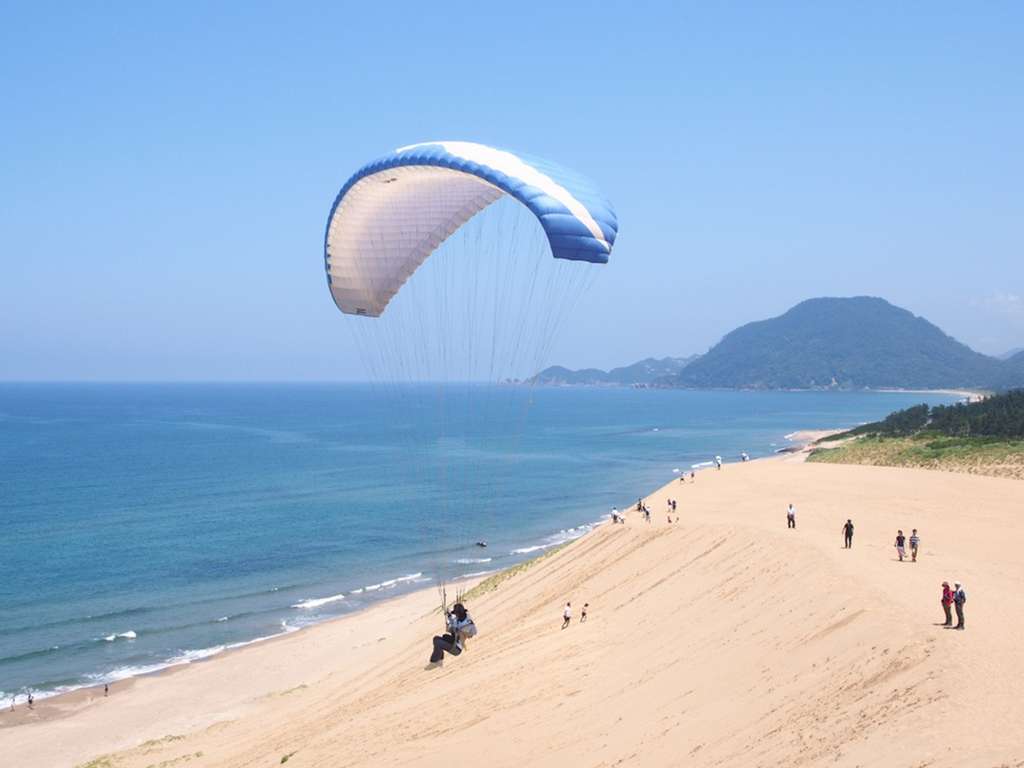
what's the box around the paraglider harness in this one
[440,588,477,651]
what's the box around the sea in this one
[0,383,958,701]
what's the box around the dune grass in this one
[461,543,570,603]
[808,434,1024,479]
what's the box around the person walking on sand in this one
[581,603,588,623]
[895,530,906,561]
[953,583,966,630]
[27,692,33,710]
[842,519,854,548]
[427,602,476,667]
[562,602,572,629]
[910,529,920,562]
[787,504,796,529]
[941,581,954,626]
[104,683,109,697]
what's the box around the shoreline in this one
[0,412,918,712]
[0,572,490,730]
[3,454,1023,766]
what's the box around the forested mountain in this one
[666,297,1010,390]
[533,356,698,386]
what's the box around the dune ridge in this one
[2,458,1023,767]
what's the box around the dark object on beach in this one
[843,519,854,548]
[581,603,588,623]
[104,683,109,697]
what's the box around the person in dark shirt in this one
[842,519,854,549]
[895,530,906,561]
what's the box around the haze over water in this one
[0,384,956,699]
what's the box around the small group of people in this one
[562,601,587,629]
[894,529,921,562]
[678,470,696,484]
[666,498,678,523]
[610,507,625,524]
[940,581,967,630]
[10,692,35,711]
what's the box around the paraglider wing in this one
[324,141,618,317]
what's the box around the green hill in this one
[533,356,698,386]
[669,297,1007,390]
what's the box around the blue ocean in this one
[0,384,957,700]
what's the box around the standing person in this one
[562,602,572,629]
[581,603,588,623]
[895,530,906,562]
[27,692,34,710]
[104,683,109,697]
[842,519,854,548]
[690,471,695,482]
[787,504,796,529]
[427,602,477,666]
[636,498,642,512]
[910,529,920,562]
[611,507,620,524]
[940,582,954,626]
[643,505,651,524]
[953,583,966,630]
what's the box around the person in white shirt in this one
[561,602,572,629]
[428,603,477,666]
[787,504,796,529]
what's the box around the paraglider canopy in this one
[324,141,619,317]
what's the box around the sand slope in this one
[4,459,1023,767]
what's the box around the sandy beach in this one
[3,455,1023,768]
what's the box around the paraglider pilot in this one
[429,602,477,665]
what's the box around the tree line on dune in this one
[843,390,1024,440]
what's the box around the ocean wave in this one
[454,557,492,564]
[510,544,552,555]
[102,630,137,642]
[291,593,346,610]
[458,569,497,579]
[362,572,423,592]
[509,523,594,556]
[0,644,67,666]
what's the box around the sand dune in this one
[3,458,1023,767]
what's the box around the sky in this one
[1,2,1022,380]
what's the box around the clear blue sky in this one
[2,2,1022,380]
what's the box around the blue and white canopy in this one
[324,141,618,317]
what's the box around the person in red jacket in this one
[940,581,953,626]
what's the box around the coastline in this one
[4,454,1024,766]
[0,410,934,716]
[870,387,989,403]
[0,574,487,731]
